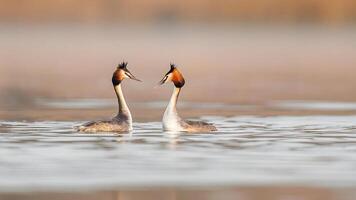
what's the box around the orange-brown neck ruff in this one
[112,69,124,86]
[172,69,185,88]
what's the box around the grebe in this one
[159,64,217,132]
[76,62,141,133]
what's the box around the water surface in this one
[1,115,356,192]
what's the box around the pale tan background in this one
[0,0,356,120]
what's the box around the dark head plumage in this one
[118,62,128,69]
[112,61,141,86]
[159,63,185,88]
[165,63,176,76]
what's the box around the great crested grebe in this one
[159,64,217,132]
[76,62,141,133]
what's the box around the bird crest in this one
[118,61,128,69]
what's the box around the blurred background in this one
[2,2,356,200]
[1,0,356,120]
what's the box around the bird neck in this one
[114,84,132,120]
[165,87,181,116]
[162,87,183,131]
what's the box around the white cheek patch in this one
[123,71,133,79]
[167,74,173,82]
[124,72,130,78]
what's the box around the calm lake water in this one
[1,114,356,193]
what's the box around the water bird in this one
[158,64,217,132]
[75,62,141,133]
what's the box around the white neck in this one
[163,87,182,131]
[114,84,132,124]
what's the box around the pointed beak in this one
[126,71,142,82]
[158,76,168,85]
[130,75,142,82]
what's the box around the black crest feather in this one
[165,63,176,76]
[118,62,128,69]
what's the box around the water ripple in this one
[1,116,356,192]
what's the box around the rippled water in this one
[1,116,356,192]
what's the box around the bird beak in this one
[158,76,168,85]
[130,75,142,82]
[126,71,142,82]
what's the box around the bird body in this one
[159,64,217,132]
[76,62,140,133]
